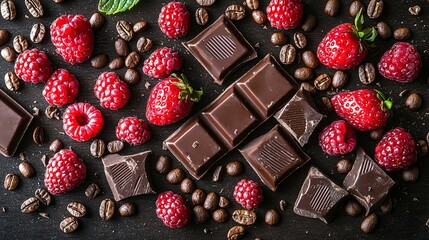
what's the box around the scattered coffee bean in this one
[109,57,125,70]
[192,189,206,205]
[301,82,317,95]
[408,5,421,16]
[349,1,364,17]
[196,0,215,7]
[376,22,392,40]
[279,44,296,65]
[133,21,148,33]
[264,209,280,226]
[90,54,108,69]
[115,38,130,57]
[219,196,230,208]
[4,173,19,190]
[193,205,209,224]
[67,202,86,218]
[166,168,185,184]
[293,32,307,49]
[118,202,136,217]
[30,23,46,43]
[99,198,115,220]
[232,209,256,225]
[107,140,124,153]
[225,4,245,21]
[314,74,331,91]
[204,192,219,210]
[0,29,10,46]
[226,161,243,176]
[402,166,419,183]
[124,68,140,85]
[252,10,266,25]
[125,51,141,69]
[393,27,411,40]
[60,216,78,234]
[85,183,101,199]
[301,14,317,32]
[195,8,209,26]
[4,71,20,91]
[380,197,392,214]
[21,196,40,214]
[1,0,16,21]
[344,200,362,217]
[33,126,44,145]
[45,105,61,120]
[180,178,195,194]
[294,67,313,81]
[367,0,383,19]
[246,0,259,10]
[49,139,63,153]
[336,159,352,174]
[325,0,340,16]
[418,140,428,157]
[155,155,171,174]
[271,32,287,46]
[405,93,422,111]
[116,20,133,41]
[332,71,348,89]
[213,208,228,223]
[136,37,153,53]
[90,12,105,30]
[212,165,223,182]
[19,161,35,178]
[35,188,52,205]
[25,0,44,18]
[1,47,17,62]
[361,213,378,233]
[13,35,28,54]
[358,63,376,85]
[322,96,333,113]
[227,226,245,240]
[90,139,105,158]
[302,50,319,68]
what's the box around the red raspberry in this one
[234,179,264,210]
[50,15,94,64]
[94,72,130,110]
[42,69,79,107]
[375,127,418,171]
[143,47,182,79]
[63,102,104,141]
[378,42,422,83]
[158,2,190,38]
[156,191,191,228]
[319,120,357,156]
[44,149,86,194]
[116,117,151,145]
[14,49,53,84]
[266,0,303,30]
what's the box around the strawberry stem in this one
[352,8,378,45]
[170,73,203,103]
[374,89,393,110]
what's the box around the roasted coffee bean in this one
[119,202,136,217]
[336,159,352,174]
[301,82,317,95]
[33,126,44,145]
[90,139,105,158]
[232,209,256,225]
[361,213,378,233]
[45,105,61,120]
[225,4,245,21]
[195,8,209,26]
[402,166,419,183]
[193,205,209,224]
[358,63,376,85]
[271,32,287,46]
[226,161,243,176]
[0,29,10,46]
[5,71,20,91]
[349,1,364,17]
[19,161,35,178]
[192,189,206,205]
[1,47,17,62]
[393,27,411,40]
[90,54,108,69]
[405,93,422,111]
[124,68,140,85]
[294,67,313,81]
[367,0,383,19]
[246,0,259,10]
[279,200,287,211]
[376,22,392,40]
[4,173,19,190]
[204,192,219,210]
[302,50,319,69]
[279,44,296,65]
[99,198,115,220]
[293,32,307,49]
[21,197,40,214]
[408,5,421,16]
[380,197,392,214]
[265,209,280,226]
[166,168,185,184]
[344,200,362,217]
[418,140,428,157]
[332,71,348,89]
[155,155,171,174]
[85,183,101,199]
[90,12,105,30]
[133,21,148,33]
[322,96,333,113]
[325,0,340,16]
[49,139,63,153]
[227,226,245,240]
[30,23,46,43]
[35,188,52,205]
[136,37,153,53]
[125,51,141,69]
[219,196,230,208]
[314,74,331,91]
[109,57,124,70]
[369,128,384,140]
[25,0,44,18]
[67,202,86,218]
[251,10,266,25]
[116,20,133,41]
[115,39,129,57]
[60,216,78,234]
[213,208,228,223]
[301,14,316,32]
[180,178,195,194]
[107,140,124,153]
[196,0,215,7]
[13,35,28,54]
[1,0,16,21]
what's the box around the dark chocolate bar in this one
[294,167,349,223]
[183,15,257,85]
[0,89,33,157]
[239,125,310,192]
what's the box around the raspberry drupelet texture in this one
[158,2,190,38]
[14,49,53,84]
[156,191,191,228]
[116,117,152,145]
[43,69,79,107]
[319,120,357,156]
[266,0,303,30]
[63,102,104,141]
[143,47,182,79]
[234,179,264,210]
[94,72,130,110]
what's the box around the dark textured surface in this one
[0,0,428,239]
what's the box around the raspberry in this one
[63,102,104,141]
[156,191,191,228]
[143,47,182,79]
[378,42,422,83]
[94,72,130,110]
[44,149,86,194]
[375,127,418,171]
[319,120,357,156]
[51,15,94,64]
[158,2,190,38]
[266,0,303,30]
[14,49,53,84]
[42,69,79,107]
[233,179,264,210]
[116,117,151,145]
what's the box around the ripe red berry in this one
[94,72,130,110]
[266,0,303,30]
[14,49,53,84]
[158,2,190,38]
[63,102,104,141]
[233,179,264,210]
[156,191,191,228]
[116,117,151,145]
[42,69,79,107]
[319,120,357,156]
[143,47,182,79]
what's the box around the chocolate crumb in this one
[39,212,49,219]
[212,165,223,182]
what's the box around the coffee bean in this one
[402,166,419,183]
[204,192,219,210]
[25,0,44,17]
[264,209,280,226]
[90,139,105,158]
[125,51,141,69]
[90,54,108,69]
[332,71,348,89]
[302,50,319,68]
[1,0,16,21]
[49,139,63,153]
[227,226,245,240]
[5,71,20,91]
[226,161,243,176]
[249,10,266,25]
[245,0,259,10]
[99,198,115,220]
[369,128,384,141]
[33,126,44,145]
[279,44,296,65]
[67,202,86,218]
[336,159,352,174]
[85,183,101,199]
[13,35,28,54]
[393,27,411,40]
[293,32,307,49]
[166,168,185,184]
[90,12,105,30]
[271,32,287,46]
[192,189,206,205]
[301,14,317,32]
[195,8,209,26]
[294,67,313,81]
[193,205,209,224]
[116,20,133,41]
[0,29,10,46]
[408,5,421,16]
[1,47,17,62]
[344,200,362,217]
[133,21,148,33]
[232,209,256,225]
[30,23,46,43]
[349,1,364,17]
[380,197,392,214]
[19,161,35,178]
[405,93,422,111]
[45,105,61,120]
[60,216,78,234]
[196,0,215,7]
[124,68,140,85]
[109,57,124,70]
[322,96,333,113]
[225,4,245,21]
[180,178,195,194]
[35,188,52,205]
[136,37,153,53]
[358,63,376,85]
[301,82,317,95]
[367,0,383,19]
[418,140,428,157]
[119,202,136,217]
[219,196,230,208]
[376,22,392,40]
[155,155,171,174]
[213,208,228,223]
[21,196,40,214]
[107,140,124,153]
[314,74,331,91]
[4,173,19,190]
[361,213,378,233]
[325,0,340,16]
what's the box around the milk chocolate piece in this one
[183,15,257,84]
[239,125,310,192]
[343,148,396,215]
[102,151,155,201]
[274,87,325,147]
[0,89,33,157]
[294,167,349,223]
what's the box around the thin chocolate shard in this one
[294,167,349,223]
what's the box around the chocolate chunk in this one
[102,151,155,201]
[294,167,349,223]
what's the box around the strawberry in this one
[146,74,202,126]
[317,9,377,70]
[331,89,392,131]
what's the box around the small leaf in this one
[99,0,140,15]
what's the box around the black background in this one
[0,0,428,239]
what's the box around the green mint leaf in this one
[99,0,140,15]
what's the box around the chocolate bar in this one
[164,54,298,179]
[239,125,310,192]
[343,148,396,215]
[183,15,257,85]
[294,167,349,223]
[0,89,33,157]
[102,151,155,201]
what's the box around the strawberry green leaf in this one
[98,0,140,15]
